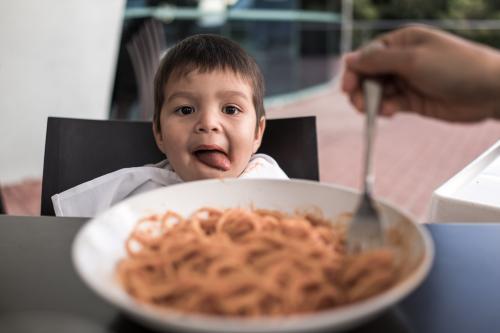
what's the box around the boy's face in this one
[153,69,265,181]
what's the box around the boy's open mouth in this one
[193,145,231,171]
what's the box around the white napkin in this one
[52,154,288,217]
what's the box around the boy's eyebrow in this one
[166,91,196,102]
[166,90,251,102]
[216,90,251,101]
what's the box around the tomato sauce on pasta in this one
[116,208,397,317]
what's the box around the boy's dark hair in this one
[153,34,265,132]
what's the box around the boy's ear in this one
[152,122,166,154]
[252,116,266,153]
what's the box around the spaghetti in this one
[116,208,398,317]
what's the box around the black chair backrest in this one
[41,116,318,216]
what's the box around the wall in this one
[0,0,125,183]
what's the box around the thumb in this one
[345,48,413,77]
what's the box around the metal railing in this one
[352,19,500,48]
[125,6,340,24]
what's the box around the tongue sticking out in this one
[195,150,231,171]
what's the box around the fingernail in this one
[346,51,361,65]
[361,41,385,56]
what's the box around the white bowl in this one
[72,178,434,333]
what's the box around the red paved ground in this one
[1,179,41,216]
[3,82,500,221]
[268,82,500,222]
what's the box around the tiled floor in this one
[2,82,500,221]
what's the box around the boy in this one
[52,34,288,217]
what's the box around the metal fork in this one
[347,71,384,254]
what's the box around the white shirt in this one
[52,153,288,217]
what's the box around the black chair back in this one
[41,116,318,216]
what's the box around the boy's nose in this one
[195,111,222,133]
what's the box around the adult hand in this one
[342,25,500,122]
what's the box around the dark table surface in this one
[0,215,499,333]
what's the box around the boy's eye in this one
[223,106,240,115]
[175,106,195,115]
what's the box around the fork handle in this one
[362,79,382,196]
